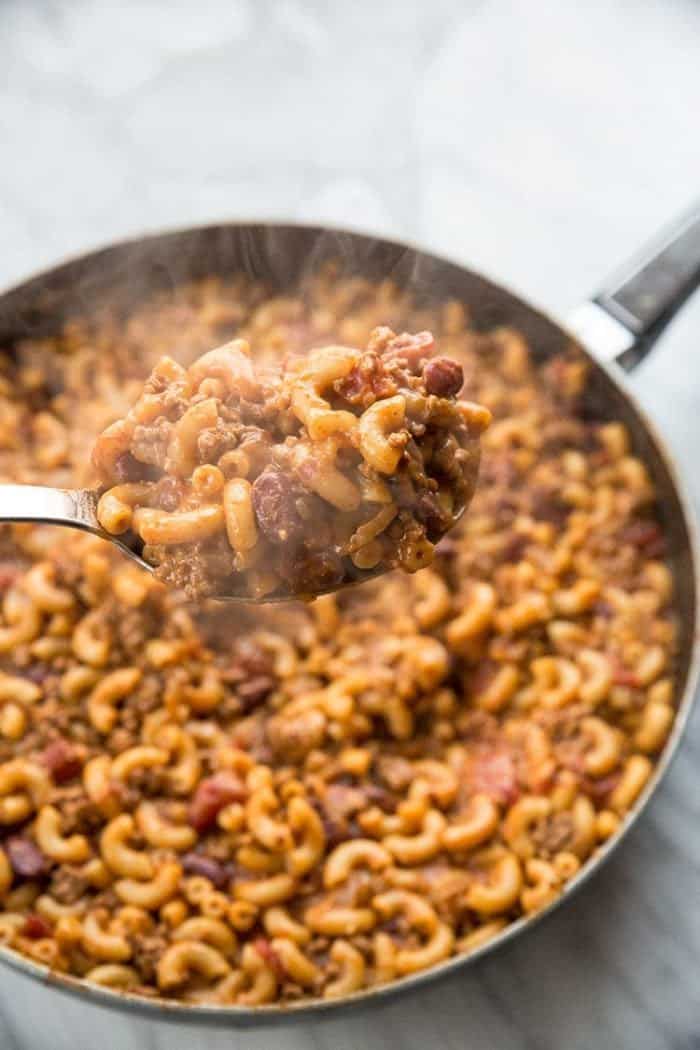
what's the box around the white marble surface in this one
[2,1,700,1047]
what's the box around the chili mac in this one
[0,267,678,1005]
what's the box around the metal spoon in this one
[0,483,148,568]
[0,483,455,602]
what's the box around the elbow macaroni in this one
[0,269,679,1007]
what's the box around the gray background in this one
[1,1,700,1048]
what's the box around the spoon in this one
[0,483,463,603]
[0,483,149,570]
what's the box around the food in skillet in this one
[0,270,677,1005]
[92,331,490,600]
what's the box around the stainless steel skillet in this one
[0,207,697,1034]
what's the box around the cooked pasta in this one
[0,266,678,1005]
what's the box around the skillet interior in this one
[0,222,696,1025]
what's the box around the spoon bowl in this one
[0,483,463,602]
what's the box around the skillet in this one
[0,209,697,1030]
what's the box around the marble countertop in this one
[1,1,700,1048]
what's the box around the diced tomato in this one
[0,562,20,592]
[470,748,519,805]
[252,937,286,980]
[612,664,640,688]
[21,914,52,939]
[188,772,246,832]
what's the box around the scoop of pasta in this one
[92,328,491,600]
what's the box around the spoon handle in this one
[0,485,101,532]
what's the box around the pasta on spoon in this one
[93,328,491,600]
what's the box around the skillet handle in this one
[567,201,700,371]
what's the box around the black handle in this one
[593,203,700,370]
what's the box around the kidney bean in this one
[181,852,229,889]
[620,520,666,557]
[423,357,464,397]
[6,837,48,879]
[188,772,246,832]
[251,470,303,544]
[41,739,82,784]
[237,675,276,713]
[21,914,52,939]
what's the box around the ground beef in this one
[266,708,326,761]
[278,550,346,595]
[320,783,367,823]
[126,766,169,796]
[415,492,452,541]
[54,791,104,835]
[530,812,575,857]
[376,755,414,792]
[196,418,241,462]
[333,353,396,406]
[131,933,168,984]
[130,421,172,468]
[381,329,435,371]
[48,866,90,905]
[41,739,83,784]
